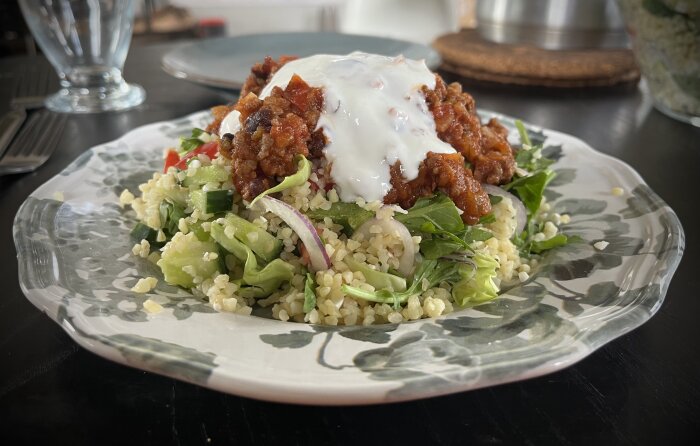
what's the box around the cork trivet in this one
[433,29,640,88]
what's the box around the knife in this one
[0,109,27,160]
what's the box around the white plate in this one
[14,110,684,405]
[161,32,442,90]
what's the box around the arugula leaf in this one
[395,194,464,234]
[506,170,556,215]
[514,120,554,172]
[530,234,582,254]
[249,155,311,207]
[515,119,532,147]
[462,227,493,244]
[420,238,463,259]
[303,273,317,313]
[489,194,503,205]
[478,213,496,224]
[306,202,373,234]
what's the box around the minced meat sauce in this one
[208,55,515,225]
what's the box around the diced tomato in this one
[163,149,180,173]
[173,141,219,170]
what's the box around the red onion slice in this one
[258,196,331,272]
[481,184,527,234]
[353,216,416,276]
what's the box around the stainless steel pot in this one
[476,0,629,49]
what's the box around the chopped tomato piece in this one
[173,141,219,170]
[163,149,180,173]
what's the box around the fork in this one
[0,110,67,176]
[11,63,57,109]
[0,63,58,160]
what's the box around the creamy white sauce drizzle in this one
[220,52,455,202]
[219,109,241,135]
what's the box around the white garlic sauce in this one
[220,52,455,202]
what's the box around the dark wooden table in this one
[1,42,698,445]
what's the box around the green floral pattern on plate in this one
[13,110,684,405]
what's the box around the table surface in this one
[0,42,698,445]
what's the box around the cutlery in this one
[0,109,26,160]
[0,110,67,176]
[0,65,55,158]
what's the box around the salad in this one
[121,52,573,325]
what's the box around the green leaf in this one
[507,170,556,215]
[157,233,221,288]
[306,202,374,234]
[451,252,500,306]
[341,259,462,308]
[303,273,317,313]
[210,221,294,298]
[249,155,311,207]
[345,257,407,290]
[478,213,496,225]
[530,234,570,254]
[515,120,532,147]
[395,193,464,234]
[213,213,282,263]
[462,227,494,244]
[489,194,503,205]
[178,128,210,155]
[420,238,462,259]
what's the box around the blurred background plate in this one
[162,32,442,90]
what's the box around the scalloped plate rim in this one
[13,109,685,405]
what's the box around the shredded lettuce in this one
[249,155,310,207]
[341,259,462,308]
[238,250,294,298]
[344,257,407,292]
[215,213,282,263]
[211,221,293,297]
[157,233,221,288]
[451,252,500,306]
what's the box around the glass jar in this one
[618,0,700,126]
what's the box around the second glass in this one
[19,0,145,113]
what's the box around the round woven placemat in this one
[433,29,640,88]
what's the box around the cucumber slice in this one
[183,165,230,187]
[130,222,158,242]
[190,189,234,214]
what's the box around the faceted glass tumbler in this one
[19,0,146,113]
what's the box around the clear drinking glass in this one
[19,0,145,113]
